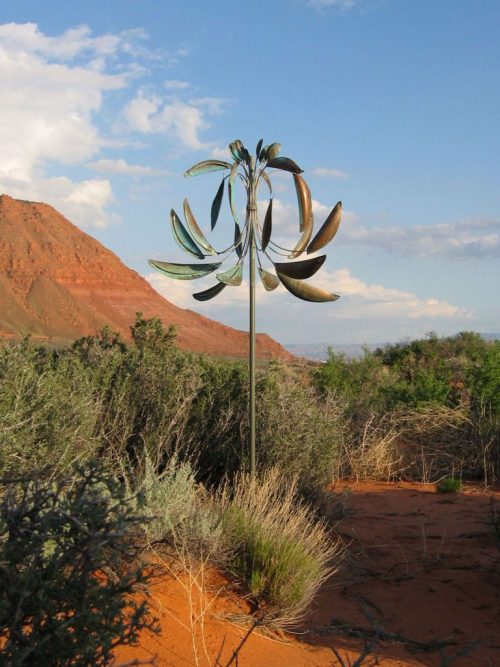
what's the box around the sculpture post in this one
[149,139,343,476]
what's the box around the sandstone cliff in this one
[0,195,293,360]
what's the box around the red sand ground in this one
[114,482,500,666]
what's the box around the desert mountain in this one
[0,195,293,360]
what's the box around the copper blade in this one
[170,209,204,259]
[288,174,313,258]
[274,255,326,279]
[184,160,232,177]
[211,178,225,230]
[277,273,339,303]
[307,202,342,254]
[192,282,227,301]
[258,268,280,291]
[148,259,221,280]
[183,199,216,255]
[261,199,272,251]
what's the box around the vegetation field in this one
[0,316,498,664]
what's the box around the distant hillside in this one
[0,194,293,360]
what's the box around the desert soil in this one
[114,481,500,667]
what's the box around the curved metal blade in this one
[266,142,281,160]
[184,160,232,177]
[266,157,303,174]
[216,262,243,286]
[234,222,244,258]
[211,178,225,230]
[307,201,343,254]
[148,259,221,280]
[258,268,280,291]
[183,199,216,255]
[294,172,312,233]
[170,209,204,259]
[289,174,313,258]
[261,199,272,251]
[229,140,244,162]
[277,272,339,303]
[255,138,264,159]
[228,161,240,225]
[259,170,273,195]
[274,255,326,279]
[193,282,227,301]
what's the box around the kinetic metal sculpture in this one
[149,139,343,476]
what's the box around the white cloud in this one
[319,268,470,320]
[122,94,224,150]
[0,22,121,60]
[164,79,190,90]
[269,191,499,261]
[1,173,116,229]
[87,158,167,176]
[211,146,231,160]
[311,167,349,179]
[189,97,226,115]
[0,22,138,227]
[0,23,202,227]
[341,217,500,259]
[145,265,469,326]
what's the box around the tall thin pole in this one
[248,160,257,477]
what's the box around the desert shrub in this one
[218,469,343,627]
[70,316,202,471]
[0,462,157,666]
[185,358,249,482]
[182,358,347,495]
[436,476,462,493]
[312,332,500,482]
[139,455,225,559]
[1,318,348,495]
[254,363,346,492]
[0,342,101,477]
[313,348,385,412]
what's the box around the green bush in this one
[139,455,224,559]
[0,342,101,477]
[0,463,157,666]
[312,332,500,482]
[255,363,346,492]
[436,476,462,493]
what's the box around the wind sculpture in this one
[149,139,343,476]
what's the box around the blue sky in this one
[1,0,499,345]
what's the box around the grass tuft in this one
[218,468,343,627]
[436,476,462,493]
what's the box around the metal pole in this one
[248,170,256,477]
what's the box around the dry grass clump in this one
[394,405,474,481]
[339,405,478,483]
[137,462,343,630]
[218,468,344,628]
[341,412,405,482]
